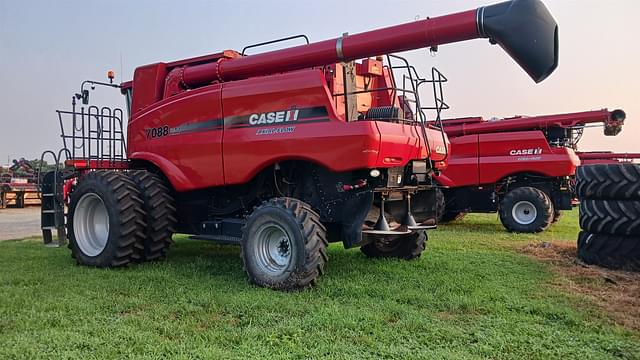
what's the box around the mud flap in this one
[341,191,374,248]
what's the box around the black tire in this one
[360,230,427,260]
[440,212,466,224]
[576,164,640,200]
[67,171,145,267]
[241,197,328,290]
[577,231,640,271]
[127,170,177,262]
[499,186,554,233]
[435,189,446,223]
[434,189,465,224]
[552,209,562,224]
[579,199,640,236]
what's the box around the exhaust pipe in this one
[478,0,559,83]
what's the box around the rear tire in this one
[440,212,466,224]
[241,198,328,290]
[579,199,640,236]
[360,230,427,260]
[576,164,640,200]
[67,171,145,267]
[127,170,177,262]
[552,209,562,223]
[499,186,553,233]
[577,231,640,271]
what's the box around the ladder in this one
[38,150,68,247]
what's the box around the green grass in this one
[1,210,638,359]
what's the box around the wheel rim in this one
[254,223,292,277]
[73,193,109,257]
[512,200,537,225]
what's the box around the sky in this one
[0,0,638,164]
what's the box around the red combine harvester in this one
[577,152,640,165]
[40,0,559,289]
[431,109,626,232]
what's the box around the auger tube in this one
[179,0,558,86]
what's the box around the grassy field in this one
[1,210,639,359]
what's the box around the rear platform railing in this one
[57,97,127,164]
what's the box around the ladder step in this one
[42,193,55,197]
[42,210,58,213]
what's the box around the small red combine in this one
[430,109,626,232]
[40,0,558,289]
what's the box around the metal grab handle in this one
[242,34,310,56]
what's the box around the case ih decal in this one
[249,109,299,126]
[509,148,543,156]
[226,106,328,129]
[145,107,328,139]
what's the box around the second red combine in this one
[431,108,626,232]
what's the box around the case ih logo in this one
[249,110,300,126]
[510,148,543,156]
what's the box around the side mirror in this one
[82,89,90,105]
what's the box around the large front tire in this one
[499,187,553,233]
[360,231,427,260]
[67,171,145,267]
[241,198,328,290]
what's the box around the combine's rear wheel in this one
[241,197,328,290]
[499,186,553,233]
[67,171,145,267]
[360,230,427,260]
[127,170,177,262]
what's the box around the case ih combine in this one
[40,0,559,289]
[432,108,626,233]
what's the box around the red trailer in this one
[431,109,626,232]
[40,0,559,289]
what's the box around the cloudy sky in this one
[0,0,638,164]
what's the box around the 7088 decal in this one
[146,125,169,139]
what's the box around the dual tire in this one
[576,164,640,271]
[67,170,175,267]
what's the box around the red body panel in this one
[477,131,578,184]
[128,85,225,191]
[127,69,447,192]
[435,131,579,187]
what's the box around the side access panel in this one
[127,85,225,191]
